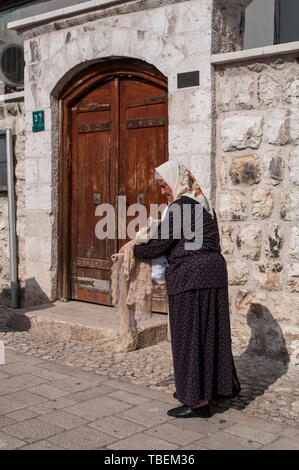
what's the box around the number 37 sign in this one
[32,110,45,132]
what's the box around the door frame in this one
[57,58,168,301]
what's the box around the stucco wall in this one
[215,52,299,359]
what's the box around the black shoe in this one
[167,404,212,419]
[173,391,177,399]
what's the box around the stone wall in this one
[215,53,299,360]
[0,99,25,320]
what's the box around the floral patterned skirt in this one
[168,286,240,406]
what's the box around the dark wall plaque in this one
[177,71,200,89]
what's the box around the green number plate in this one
[32,110,45,132]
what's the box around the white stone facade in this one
[12,0,225,306]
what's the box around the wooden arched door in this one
[58,60,168,311]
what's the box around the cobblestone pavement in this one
[0,325,298,431]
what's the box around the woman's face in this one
[157,179,174,203]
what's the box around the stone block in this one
[251,187,273,219]
[168,91,191,124]
[227,259,249,285]
[169,123,211,156]
[282,71,299,105]
[280,189,299,220]
[218,189,247,221]
[229,154,260,185]
[262,150,285,185]
[272,294,292,322]
[258,73,281,107]
[235,75,254,109]
[264,109,290,145]
[290,110,299,144]
[218,77,233,111]
[253,262,283,291]
[287,263,299,292]
[25,184,52,211]
[265,224,283,259]
[25,211,53,237]
[289,149,299,185]
[236,224,261,260]
[289,226,299,260]
[220,225,235,254]
[165,0,210,36]
[25,159,38,184]
[235,290,268,317]
[221,114,264,152]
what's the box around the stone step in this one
[8,300,168,352]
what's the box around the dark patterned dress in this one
[134,196,240,406]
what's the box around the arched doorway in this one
[58,59,168,311]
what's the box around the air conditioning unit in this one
[0,40,24,88]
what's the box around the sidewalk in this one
[0,347,298,450]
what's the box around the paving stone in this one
[107,433,179,450]
[88,416,146,439]
[168,416,222,435]
[107,390,152,406]
[224,423,277,445]
[121,401,172,428]
[227,409,287,433]
[0,390,48,414]
[0,430,26,449]
[197,431,262,450]
[64,396,132,420]
[261,437,299,450]
[0,415,16,428]
[27,397,77,415]
[50,376,103,393]
[31,367,72,382]
[182,442,212,450]
[0,371,9,379]
[48,425,116,450]
[28,383,72,399]
[278,428,299,440]
[66,384,116,402]
[0,362,46,377]
[0,374,47,396]
[145,422,203,446]
[38,410,89,430]
[2,418,63,443]
[6,409,38,423]
[21,440,65,450]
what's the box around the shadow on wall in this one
[0,277,55,332]
[211,301,290,414]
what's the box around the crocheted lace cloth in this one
[111,236,153,352]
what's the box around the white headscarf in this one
[155,160,214,218]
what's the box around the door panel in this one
[71,80,117,305]
[70,74,168,310]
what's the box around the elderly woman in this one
[133,160,240,418]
